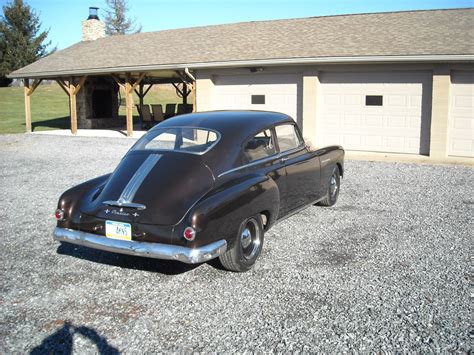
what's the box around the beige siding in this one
[448,71,474,157]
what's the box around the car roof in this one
[149,110,297,176]
[154,110,294,138]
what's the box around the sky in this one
[1,0,473,49]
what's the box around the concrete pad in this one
[31,128,146,139]
[346,150,474,167]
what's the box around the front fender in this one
[56,174,110,229]
[182,174,280,249]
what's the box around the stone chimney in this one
[82,7,106,41]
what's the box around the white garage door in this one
[448,71,474,158]
[317,71,431,154]
[212,74,300,121]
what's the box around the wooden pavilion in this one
[22,70,195,137]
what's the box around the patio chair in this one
[151,104,164,123]
[164,104,176,119]
[136,104,154,130]
[176,104,187,115]
[185,104,194,113]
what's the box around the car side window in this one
[244,129,277,162]
[275,124,302,152]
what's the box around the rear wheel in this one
[219,215,264,272]
[318,166,341,207]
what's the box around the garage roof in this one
[9,8,474,78]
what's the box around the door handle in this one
[280,156,289,163]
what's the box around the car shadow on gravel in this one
[57,243,205,275]
[30,321,118,354]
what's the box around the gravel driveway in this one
[0,134,472,353]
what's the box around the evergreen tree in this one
[0,0,54,86]
[104,0,142,36]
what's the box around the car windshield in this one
[132,127,220,154]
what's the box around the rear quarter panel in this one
[183,174,280,249]
[57,174,110,230]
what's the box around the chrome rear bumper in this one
[53,227,227,264]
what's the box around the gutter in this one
[8,54,474,79]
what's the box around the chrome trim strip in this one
[218,145,306,178]
[102,201,146,210]
[103,154,161,209]
[121,154,161,202]
[218,155,276,178]
[53,227,227,264]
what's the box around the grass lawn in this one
[0,83,192,134]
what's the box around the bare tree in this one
[104,0,141,36]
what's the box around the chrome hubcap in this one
[330,174,338,197]
[241,228,252,248]
[240,219,261,260]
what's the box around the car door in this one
[242,128,289,217]
[274,123,321,214]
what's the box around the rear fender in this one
[57,174,110,229]
[183,174,280,249]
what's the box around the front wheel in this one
[219,215,264,272]
[317,166,341,207]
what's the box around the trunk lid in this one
[81,150,215,225]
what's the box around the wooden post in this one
[24,79,31,132]
[182,84,188,105]
[175,71,195,111]
[111,74,130,136]
[69,79,78,134]
[124,73,133,137]
[113,73,146,137]
[23,78,42,133]
[126,82,134,137]
[134,83,154,108]
[192,83,196,112]
[138,83,144,106]
[56,76,87,135]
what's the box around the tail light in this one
[55,209,65,221]
[183,227,196,241]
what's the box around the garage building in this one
[9,8,474,163]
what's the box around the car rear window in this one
[132,127,220,154]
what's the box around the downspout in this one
[185,68,197,112]
[184,67,196,82]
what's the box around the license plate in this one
[105,220,132,241]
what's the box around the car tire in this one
[219,214,264,272]
[317,166,341,207]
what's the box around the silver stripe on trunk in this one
[103,154,162,209]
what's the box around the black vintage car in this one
[54,111,344,272]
